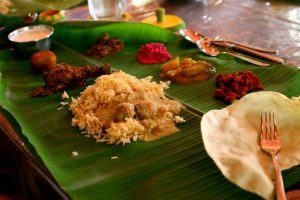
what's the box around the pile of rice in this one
[70,71,185,145]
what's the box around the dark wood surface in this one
[160,0,300,67]
[1,0,300,199]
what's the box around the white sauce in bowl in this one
[12,29,51,42]
[8,25,53,43]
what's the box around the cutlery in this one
[180,29,269,66]
[207,37,277,54]
[179,29,277,53]
[179,29,269,66]
[211,40,277,54]
[212,41,284,64]
[260,112,287,200]
[179,29,284,64]
[195,36,270,67]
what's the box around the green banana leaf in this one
[0,21,300,200]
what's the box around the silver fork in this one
[260,112,287,200]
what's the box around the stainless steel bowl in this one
[8,24,54,57]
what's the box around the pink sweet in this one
[136,43,172,64]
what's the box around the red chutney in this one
[213,71,263,103]
[136,43,172,64]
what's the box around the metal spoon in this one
[180,29,271,66]
[179,29,284,64]
[179,29,277,54]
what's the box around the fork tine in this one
[266,112,271,140]
[266,112,275,141]
[261,112,275,141]
[270,112,275,140]
[262,112,270,140]
[268,112,277,141]
[267,112,273,141]
[260,112,266,140]
[272,112,280,140]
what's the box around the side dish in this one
[85,33,124,59]
[0,0,13,14]
[69,71,185,145]
[30,50,57,74]
[9,25,53,43]
[213,71,263,103]
[136,43,172,64]
[159,57,215,84]
[31,63,111,97]
[8,24,54,57]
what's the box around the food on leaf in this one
[136,43,172,64]
[30,50,57,74]
[85,33,124,59]
[69,71,185,145]
[38,10,65,24]
[0,0,13,15]
[30,63,111,98]
[160,57,216,84]
[213,71,263,103]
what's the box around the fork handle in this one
[223,52,270,67]
[213,41,284,63]
[272,155,287,200]
[212,40,277,53]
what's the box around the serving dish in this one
[0,21,300,200]
[8,24,54,57]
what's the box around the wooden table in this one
[160,0,300,67]
[1,0,300,199]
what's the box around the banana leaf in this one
[0,21,300,200]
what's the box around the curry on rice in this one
[69,71,185,145]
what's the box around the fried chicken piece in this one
[114,102,136,122]
[31,86,54,97]
[30,63,111,98]
[135,100,157,119]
